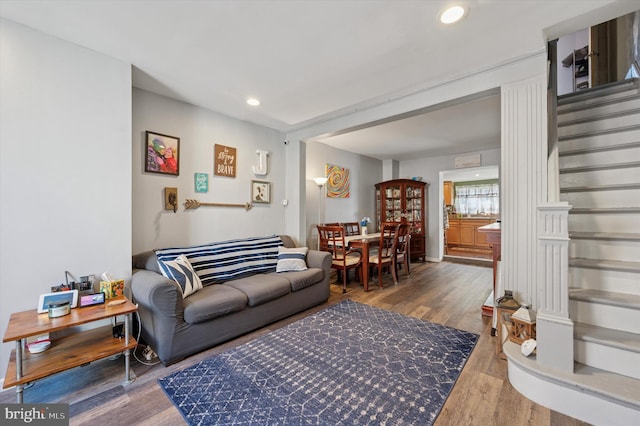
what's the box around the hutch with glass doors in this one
[375,179,427,261]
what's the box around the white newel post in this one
[536,203,574,372]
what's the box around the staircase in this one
[557,78,640,393]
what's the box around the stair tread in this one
[558,124,640,141]
[560,161,640,174]
[570,207,640,214]
[558,78,639,104]
[569,231,640,241]
[569,288,640,309]
[559,108,640,128]
[504,341,640,410]
[569,258,640,273]
[574,322,640,353]
[559,141,640,157]
[560,182,640,192]
[558,93,640,115]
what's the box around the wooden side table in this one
[2,297,137,403]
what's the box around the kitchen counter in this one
[449,215,498,220]
[478,222,501,318]
[446,217,497,250]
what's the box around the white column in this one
[382,159,399,181]
[536,203,574,371]
[500,74,547,309]
[284,139,306,245]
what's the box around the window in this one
[454,183,499,216]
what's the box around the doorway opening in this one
[439,165,499,262]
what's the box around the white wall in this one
[401,148,501,261]
[132,89,286,253]
[0,19,132,381]
[305,142,382,247]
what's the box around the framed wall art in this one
[325,163,350,198]
[145,131,180,176]
[194,173,209,193]
[214,144,236,177]
[251,180,270,204]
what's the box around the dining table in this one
[344,232,381,292]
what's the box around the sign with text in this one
[1,404,68,425]
[454,153,481,169]
[214,144,236,178]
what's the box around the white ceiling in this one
[1,0,631,160]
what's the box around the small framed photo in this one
[251,180,270,204]
[145,131,180,175]
[194,173,208,193]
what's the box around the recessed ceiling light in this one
[440,5,466,24]
[246,98,260,106]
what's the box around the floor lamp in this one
[313,177,328,250]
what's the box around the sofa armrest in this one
[306,249,331,271]
[131,269,185,362]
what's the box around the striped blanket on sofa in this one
[155,235,283,286]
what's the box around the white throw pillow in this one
[276,247,308,272]
[159,254,203,298]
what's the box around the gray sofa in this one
[131,235,331,365]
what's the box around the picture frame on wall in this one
[251,180,270,204]
[194,173,208,193]
[145,131,180,176]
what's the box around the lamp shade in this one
[313,177,328,187]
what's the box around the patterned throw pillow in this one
[159,254,203,298]
[276,247,308,272]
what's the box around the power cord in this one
[132,310,161,366]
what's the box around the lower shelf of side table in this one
[3,325,136,389]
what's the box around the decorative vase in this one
[362,227,368,235]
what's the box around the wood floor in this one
[1,260,589,426]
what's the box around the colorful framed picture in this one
[325,163,350,198]
[251,180,270,204]
[145,131,180,176]
[194,173,208,193]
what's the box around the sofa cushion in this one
[155,235,283,285]
[224,274,291,307]
[183,284,247,324]
[158,254,203,298]
[276,246,308,272]
[267,268,324,292]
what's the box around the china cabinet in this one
[375,179,427,261]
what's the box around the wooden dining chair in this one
[317,225,362,293]
[368,223,400,289]
[342,222,361,236]
[395,223,411,278]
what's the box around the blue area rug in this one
[159,300,478,425]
